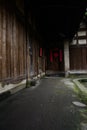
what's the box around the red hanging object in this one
[40,48,42,57]
[59,50,62,62]
[50,50,53,62]
[54,52,58,58]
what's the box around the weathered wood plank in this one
[0,0,44,82]
[23,26,26,75]
[16,18,19,76]
[34,41,37,75]
[6,8,11,78]
[20,23,24,76]
[18,22,22,76]
[27,33,30,78]
[2,7,7,79]
[13,13,17,77]
[0,6,2,80]
[16,19,20,75]
[32,39,36,75]
[10,12,14,78]
[0,1,30,82]
[70,46,87,70]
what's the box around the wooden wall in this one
[70,18,87,71]
[0,1,26,83]
[0,0,46,84]
[70,46,87,70]
[30,37,45,77]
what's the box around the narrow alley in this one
[0,1,87,130]
[0,77,82,130]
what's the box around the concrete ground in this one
[0,77,84,130]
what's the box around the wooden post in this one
[64,40,70,77]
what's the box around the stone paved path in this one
[0,77,82,130]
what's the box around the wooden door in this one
[46,46,64,72]
[70,46,87,70]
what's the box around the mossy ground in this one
[26,80,36,88]
[73,83,87,125]
[74,84,87,105]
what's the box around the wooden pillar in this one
[64,40,70,77]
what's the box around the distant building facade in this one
[70,15,87,71]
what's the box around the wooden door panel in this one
[70,46,87,70]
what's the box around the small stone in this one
[72,101,86,107]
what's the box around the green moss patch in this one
[26,80,36,88]
[74,84,87,105]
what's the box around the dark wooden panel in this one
[0,0,45,83]
[10,12,14,78]
[70,46,87,70]
[34,41,39,75]
[2,7,7,79]
[6,9,11,78]
[13,13,17,77]
[20,24,24,75]
[81,48,85,69]
[0,6,2,80]
[0,1,28,83]
[23,27,26,75]
[33,40,36,76]
[16,17,19,76]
